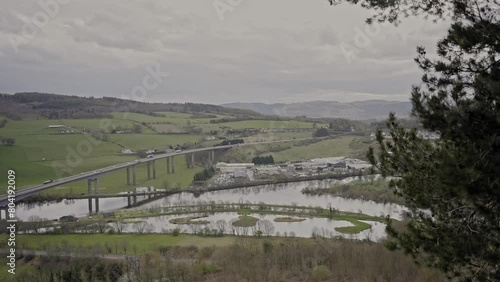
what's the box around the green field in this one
[232,215,259,227]
[0,133,133,189]
[268,135,356,162]
[243,131,313,142]
[107,134,202,150]
[0,117,138,136]
[0,110,354,194]
[112,112,230,125]
[0,112,216,192]
[0,234,235,255]
[218,120,321,129]
[0,264,33,281]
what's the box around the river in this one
[15,178,405,241]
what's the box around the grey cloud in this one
[0,0,448,104]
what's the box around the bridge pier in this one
[127,191,131,207]
[167,157,171,174]
[190,153,195,169]
[94,179,99,213]
[87,179,93,213]
[126,167,131,186]
[87,178,99,214]
[171,156,175,174]
[132,165,137,185]
[208,150,215,164]
[152,160,156,179]
[147,162,151,180]
[0,208,8,220]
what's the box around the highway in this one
[0,138,317,206]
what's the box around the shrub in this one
[172,228,180,236]
[312,265,332,281]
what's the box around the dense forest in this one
[0,92,261,120]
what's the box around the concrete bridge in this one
[0,138,319,214]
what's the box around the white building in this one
[233,170,248,178]
[216,162,254,172]
[254,165,282,175]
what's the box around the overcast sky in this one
[0,0,449,104]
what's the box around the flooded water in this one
[15,196,147,221]
[140,179,406,219]
[14,178,404,240]
[121,212,387,241]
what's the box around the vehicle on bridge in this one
[43,179,53,184]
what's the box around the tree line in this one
[193,166,216,182]
[252,155,275,165]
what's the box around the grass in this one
[0,117,137,137]
[231,215,259,227]
[112,112,230,126]
[274,217,306,222]
[169,215,210,225]
[174,236,236,247]
[0,133,132,190]
[0,264,34,281]
[0,234,236,255]
[334,220,372,234]
[1,234,184,254]
[268,135,357,162]
[243,131,313,143]
[107,134,202,150]
[217,120,322,129]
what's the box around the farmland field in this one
[267,135,356,162]
[216,120,322,129]
[0,118,139,136]
[0,233,234,254]
[0,111,349,193]
[0,133,130,189]
[107,134,203,150]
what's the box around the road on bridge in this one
[0,137,327,206]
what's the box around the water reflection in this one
[141,179,406,219]
[121,212,388,241]
[15,178,406,222]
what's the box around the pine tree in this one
[330,1,500,280]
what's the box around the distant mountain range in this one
[223,100,413,120]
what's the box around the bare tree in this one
[134,221,147,234]
[112,220,127,234]
[27,215,47,234]
[259,220,275,236]
[96,219,109,234]
[215,219,227,234]
[134,221,154,234]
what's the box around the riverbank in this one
[113,202,388,234]
[21,170,370,203]
[302,178,405,205]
